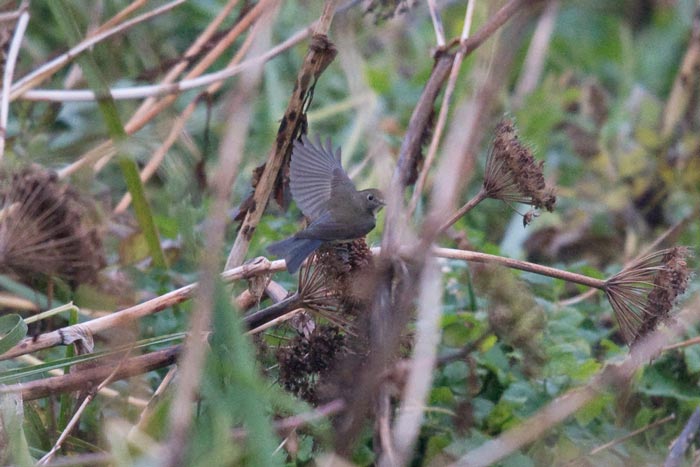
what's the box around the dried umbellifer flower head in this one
[0,165,105,289]
[297,238,375,324]
[483,119,556,213]
[604,247,691,344]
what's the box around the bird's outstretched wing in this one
[290,135,356,221]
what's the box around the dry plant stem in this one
[559,215,691,307]
[0,246,608,361]
[451,294,700,467]
[129,366,178,442]
[661,6,700,137]
[0,346,180,401]
[381,259,442,467]
[664,335,700,351]
[10,0,187,99]
[433,247,605,289]
[113,5,258,213]
[129,0,241,123]
[17,354,148,408]
[0,6,29,160]
[231,399,346,440]
[426,0,446,46]
[163,5,276,464]
[512,0,559,105]
[665,408,700,467]
[0,257,286,361]
[458,0,542,56]
[377,388,397,463]
[408,0,476,217]
[246,308,305,335]
[37,352,131,465]
[57,0,276,178]
[95,0,147,33]
[437,187,488,234]
[587,414,675,457]
[225,0,340,269]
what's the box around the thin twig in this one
[0,346,180,401]
[37,349,135,465]
[589,413,675,456]
[231,399,346,439]
[436,187,488,234]
[17,354,148,408]
[0,6,29,160]
[426,0,446,47]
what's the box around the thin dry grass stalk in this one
[0,165,104,288]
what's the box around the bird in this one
[267,135,385,273]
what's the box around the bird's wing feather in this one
[290,135,356,220]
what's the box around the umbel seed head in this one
[483,119,556,212]
[0,165,105,288]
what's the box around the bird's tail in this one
[267,237,322,274]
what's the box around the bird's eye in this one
[367,193,375,202]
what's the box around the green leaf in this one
[0,314,28,355]
[0,393,34,467]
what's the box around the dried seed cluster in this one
[0,166,104,288]
[484,119,556,213]
[276,325,347,403]
[605,247,691,344]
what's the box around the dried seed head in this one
[605,247,691,344]
[297,239,375,327]
[0,165,105,288]
[276,325,347,403]
[483,119,556,213]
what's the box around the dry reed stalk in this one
[225,0,340,268]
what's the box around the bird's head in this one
[361,188,386,216]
